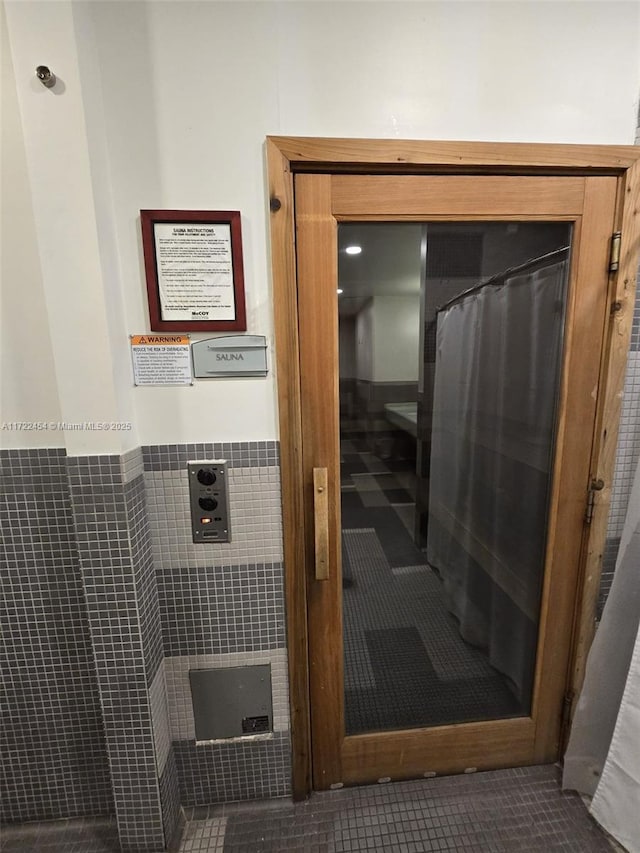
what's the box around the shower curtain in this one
[427,250,569,705]
[563,455,640,852]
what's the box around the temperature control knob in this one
[199,497,218,512]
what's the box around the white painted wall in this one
[86,0,281,445]
[1,4,63,448]
[277,2,640,143]
[353,293,421,383]
[355,299,374,382]
[3,0,640,449]
[372,295,421,383]
[3,0,134,454]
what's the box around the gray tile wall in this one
[126,475,165,687]
[142,443,292,806]
[2,441,288,842]
[142,442,279,472]
[0,448,113,823]
[172,732,291,806]
[598,537,620,617]
[160,752,184,851]
[600,263,640,617]
[156,562,285,656]
[67,452,181,852]
[149,663,172,777]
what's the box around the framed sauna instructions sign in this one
[140,209,247,332]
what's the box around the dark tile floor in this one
[181,765,614,852]
[0,766,615,852]
[340,443,525,735]
[0,816,119,852]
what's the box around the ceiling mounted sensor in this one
[345,245,362,255]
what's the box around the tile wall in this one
[1,441,289,850]
[599,117,640,614]
[600,263,640,616]
[67,449,181,852]
[0,449,113,823]
[142,442,291,807]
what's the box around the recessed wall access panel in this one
[187,460,230,543]
[189,665,273,741]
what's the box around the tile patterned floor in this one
[340,444,526,735]
[0,817,119,852]
[181,765,615,852]
[0,766,616,852]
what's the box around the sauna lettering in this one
[216,352,244,361]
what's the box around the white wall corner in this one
[4,0,137,454]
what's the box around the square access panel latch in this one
[189,664,273,741]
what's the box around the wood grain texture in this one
[313,468,329,581]
[266,139,311,800]
[531,177,618,763]
[268,136,640,171]
[341,718,535,786]
[569,161,640,722]
[335,214,578,223]
[295,174,345,790]
[267,136,640,796]
[332,175,585,216]
[298,170,611,785]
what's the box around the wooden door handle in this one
[313,468,329,581]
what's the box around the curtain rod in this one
[436,245,570,314]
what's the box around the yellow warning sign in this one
[130,335,189,346]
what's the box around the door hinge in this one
[609,231,621,272]
[585,478,605,525]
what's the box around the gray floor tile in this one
[176,765,615,852]
[0,817,119,852]
[1,425,615,853]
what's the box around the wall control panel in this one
[187,460,231,544]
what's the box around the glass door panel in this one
[338,222,572,735]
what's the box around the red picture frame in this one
[140,209,247,332]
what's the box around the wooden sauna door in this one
[294,173,617,789]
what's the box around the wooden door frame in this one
[266,136,640,800]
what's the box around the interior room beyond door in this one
[338,221,571,736]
